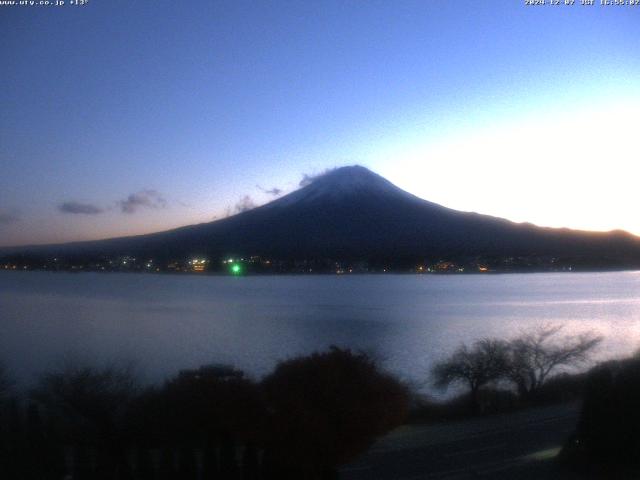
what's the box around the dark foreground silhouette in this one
[0,348,409,480]
[560,353,640,478]
[2,332,637,479]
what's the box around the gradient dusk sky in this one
[1,1,639,246]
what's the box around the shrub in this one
[563,355,640,472]
[262,346,409,477]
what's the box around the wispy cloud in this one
[234,195,256,214]
[257,185,283,196]
[58,201,105,215]
[299,169,330,187]
[118,190,167,214]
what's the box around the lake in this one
[2,270,640,392]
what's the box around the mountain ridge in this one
[3,165,640,270]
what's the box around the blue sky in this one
[1,1,639,246]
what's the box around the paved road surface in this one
[341,403,581,479]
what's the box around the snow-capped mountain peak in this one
[268,165,417,208]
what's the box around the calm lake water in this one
[2,270,640,391]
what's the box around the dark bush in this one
[2,352,412,479]
[31,364,138,444]
[532,372,586,405]
[30,364,139,478]
[562,355,640,474]
[262,346,409,478]
[130,364,264,448]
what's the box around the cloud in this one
[257,185,283,196]
[58,201,104,215]
[118,190,167,214]
[299,169,330,187]
[234,195,256,214]
[0,210,19,225]
[299,174,316,188]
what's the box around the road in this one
[341,403,581,479]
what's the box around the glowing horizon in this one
[2,1,639,246]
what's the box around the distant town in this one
[0,253,593,275]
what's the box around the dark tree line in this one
[0,348,409,480]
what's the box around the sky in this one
[1,0,639,247]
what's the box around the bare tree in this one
[431,339,509,411]
[506,324,602,399]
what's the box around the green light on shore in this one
[231,263,242,275]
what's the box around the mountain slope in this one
[4,166,640,267]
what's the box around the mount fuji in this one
[5,166,640,269]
